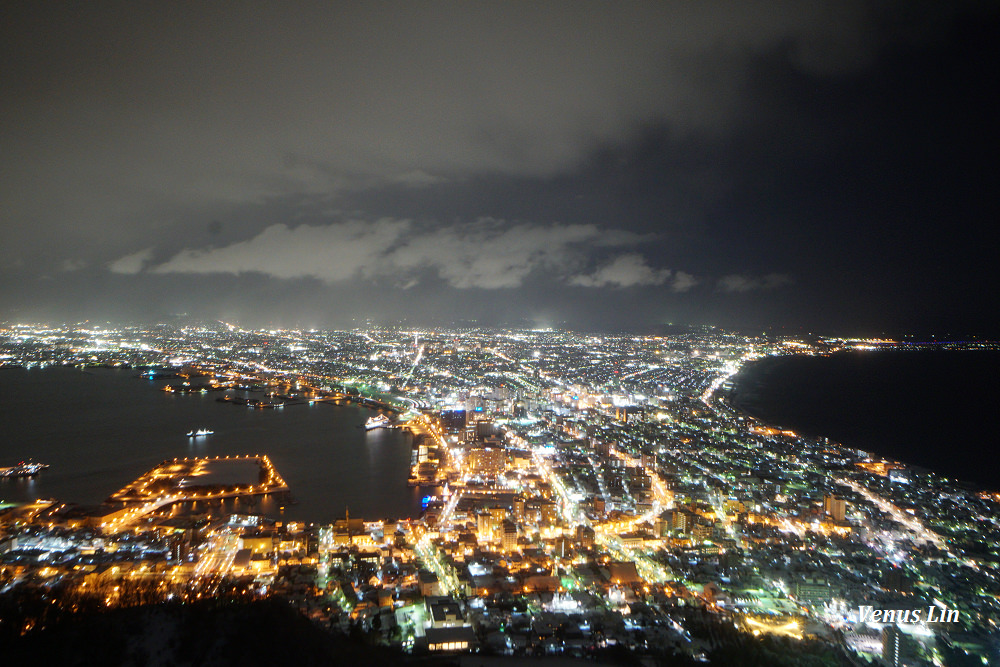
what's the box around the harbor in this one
[101,455,290,530]
[0,366,421,522]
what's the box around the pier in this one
[102,455,289,531]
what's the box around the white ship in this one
[186,428,214,437]
[365,414,394,430]
[0,461,49,478]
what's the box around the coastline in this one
[722,347,1000,490]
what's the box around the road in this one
[194,530,242,578]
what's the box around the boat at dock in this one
[365,414,395,430]
[186,428,214,437]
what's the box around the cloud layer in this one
[146,218,672,289]
[569,254,697,291]
[2,1,886,264]
[6,2,983,334]
[108,248,154,275]
[132,218,796,294]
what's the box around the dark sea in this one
[0,366,422,523]
[730,349,1000,490]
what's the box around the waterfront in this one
[0,366,421,523]
[731,349,1000,489]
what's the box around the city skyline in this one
[2,2,998,335]
[2,321,998,663]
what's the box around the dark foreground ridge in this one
[3,598,415,667]
[3,595,852,667]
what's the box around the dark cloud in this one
[1,2,881,255]
[1,2,997,334]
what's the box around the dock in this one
[100,455,289,531]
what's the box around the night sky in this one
[2,2,997,335]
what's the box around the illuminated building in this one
[500,520,517,551]
[881,624,916,667]
[794,577,832,607]
[661,508,690,532]
[476,512,497,541]
[824,494,847,522]
[467,446,505,476]
[513,496,525,522]
[691,522,712,542]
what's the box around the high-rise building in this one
[538,499,558,526]
[691,522,712,542]
[824,495,847,522]
[513,496,525,522]
[883,567,914,595]
[661,508,692,532]
[476,513,496,541]
[500,520,517,551]
[882,624,916,667]
[468,447,506,476]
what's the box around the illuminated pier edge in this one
[101,454,289,531]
